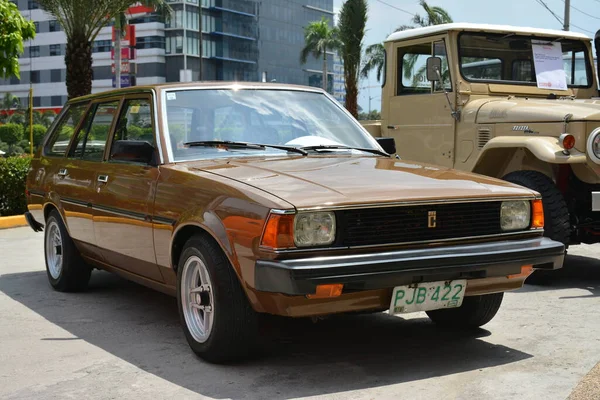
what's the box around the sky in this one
[332,0,600,112]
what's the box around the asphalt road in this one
[1,226,599,400]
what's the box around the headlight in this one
[500,201,531,231]
[587,127,600,164]
[294,212,336,246]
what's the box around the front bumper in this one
[254,237,565,295]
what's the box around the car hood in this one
[473,97,600,124]
[180,156,537,209]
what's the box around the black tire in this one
[426,292,504,328]
[176,234,260,364]
[44,210,92,292]
[503,170,570,245]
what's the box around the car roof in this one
[68,81,326,104]
[385,22,591,42]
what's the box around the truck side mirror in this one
[376,137,396,155]
[426,56,442,82]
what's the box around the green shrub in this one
[0,124,24,146]
[32,124,48,147]
[0,155,31,216]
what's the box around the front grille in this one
[338,201,503,247]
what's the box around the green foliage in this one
[361,43,385,81]
[0,155,31,216]
[357,110,381,120]
[0,123,24,146]
[0,0,36,79]
[32,124,48,147]
[0,141,8,153]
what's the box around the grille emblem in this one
[428,211,437,228]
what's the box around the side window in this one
[109,99,156,165]
[44,103,88,157]
[397,42,431,95]
[512,60,534,82]
[433,41,452,92]
[69,101,119,161]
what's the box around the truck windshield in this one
[458,32,592,87]
[164,88,379,161]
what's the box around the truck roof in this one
[385,23,590,42]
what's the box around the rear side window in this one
[44,103,88,157]
[69,101,120,161]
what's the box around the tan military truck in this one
[363,23,600,250]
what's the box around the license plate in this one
[389,280,467,314]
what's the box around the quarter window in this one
[44,103,88,157]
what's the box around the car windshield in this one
[164,88,379,161]
[458,32,592,87]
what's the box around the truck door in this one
[386,38,455,168]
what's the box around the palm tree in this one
[338,0,368,118]
[300,16,342,92]
[410,0,453,27]
[37,0,170,99]
[0,93,25,124]
[360,43,384,81]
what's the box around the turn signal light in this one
[260,213,295,249]
[307,284,344,299]
[560,133,575,150]
[531,199,544,229]
[508,265,533,279]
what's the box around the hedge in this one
[0,123,24,146]
[0,156,31,216]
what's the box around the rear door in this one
[92,95,163,282]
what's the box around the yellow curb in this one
[0,215,27,229]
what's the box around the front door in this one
[386,38,456,168]
[91,97,163,282]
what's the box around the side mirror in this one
[376,137,396,155]
[426,56,442,82]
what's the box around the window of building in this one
[186,8,199,30]
[187,31,199,56]
[49,20,61,32]
[51,96,63,107]
[30,70,40,83]
[45,103,89,157]
[28,0,39,9]
[33,22,39,33]
[166,34,184,54]
[33,97,41,107]
[30,46,40,58]
[92,40,112,53]
[49,44,62,56]
[136,36,165,49]
[50,69,62,82]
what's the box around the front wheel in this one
[176,234,260,363]
[426,293,503,328]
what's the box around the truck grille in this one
[338,201,502,247]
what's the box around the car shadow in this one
[0,270,532,399]
[520,254,600,298]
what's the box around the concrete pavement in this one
[1,226,599,399]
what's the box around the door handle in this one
[97,175,109,183]
[58,168,68,176]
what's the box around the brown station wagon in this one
[24,82,565,363]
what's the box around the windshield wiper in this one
[300,145,390,157]
[184,140,308,156]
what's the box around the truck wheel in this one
[503,170,570,245]
[426,293,503,328]
[44,210,92,292]
[176,234,260,364]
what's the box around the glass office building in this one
[0,0,343,110]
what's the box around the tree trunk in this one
[345,71,358,118]
[65,30,93,99]
[322,52,328,92]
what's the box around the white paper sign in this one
[531,40,567,90]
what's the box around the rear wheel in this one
[426,293,503,328]
[44,210,92,292]
[176,234,260,363]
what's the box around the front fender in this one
[477,136,587,165]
